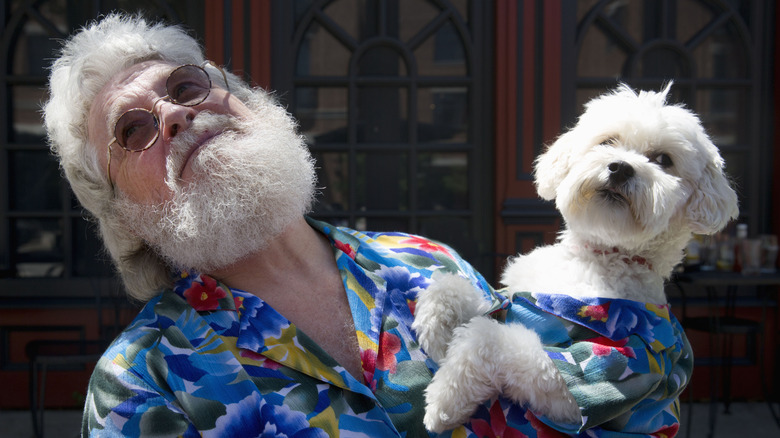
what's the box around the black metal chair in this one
[672,272,774,438]
[25,279,124,438]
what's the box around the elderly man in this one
[45,14,506,437]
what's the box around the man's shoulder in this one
[99,290,201,366]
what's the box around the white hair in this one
[43,13,281,301]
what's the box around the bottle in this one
[733,223,747,272]
[716,234,734,271]
[684,236,701,270]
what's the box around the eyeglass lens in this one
[114,65,211,151]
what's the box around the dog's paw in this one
[423,370,482,432]
[484,322,581,426]
[503,348,581,426]
[542,390,581,426]
[423,389,470,432]
[413,272,490,363]
[422,317,505,432]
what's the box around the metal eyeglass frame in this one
[105,60,229,191]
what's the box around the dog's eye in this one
[651,153,674,168]
[602,136,620,146]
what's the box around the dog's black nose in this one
[608,161,635,184]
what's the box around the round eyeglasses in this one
[105,61,228,189]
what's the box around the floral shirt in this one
[496,291,694,437]
[82,218,506,437]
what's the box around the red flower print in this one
[183,275,227,311]
[651,423,679,438]
[376,332,402,374]
[233,295,244,310]
[240,349,283,370]
[400,236,453,257]
[525,410,569,437]
[361,349,377,388]
[577,303,610,322]
[471,400,527,438]
[334,239,357,258]
[589,336,636,359]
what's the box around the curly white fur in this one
[415,83,738,433]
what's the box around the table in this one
[671,271,780,437]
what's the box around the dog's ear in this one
[686,151,739,235]
[534,131,577,200]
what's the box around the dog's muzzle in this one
[608,161,635,185]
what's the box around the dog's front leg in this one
[413,273,490,363]
[423,316,506,432]
[423,316,581,432]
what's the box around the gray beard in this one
[116,106,315,272]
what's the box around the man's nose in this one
[157,101,197,140]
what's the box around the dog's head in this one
[534,83,738,250]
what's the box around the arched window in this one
[0,0,203,289]
[274,0,493,274]
[566,0,772,232]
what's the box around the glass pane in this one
[448,0,468,23]
[13,218,64,278]
[719,151,747,223]
[73,217,113,277]
[104,0,205,23]
[695,88,748,147]
[359,217,409,233]
[418,87,468,142]
[10,86,47,143]
[577,24,628,77]
[575,88,607,113]
[357,46,407,76]
[719,151,746,203]
[295,0,317,24]
[296,22,352,76]
[637,48,689,78]
[322,0,361,40]
[313,152,350,213]
[11,12,65,76]
[418,152,468,210]
[326,217,350,229]
[414,20,466,76]
[691,22,749,79]
[596,0,646,45]
[677,0,715,44]
[357,87,408,143]
[418,216,475,261]
[577,0,603,21]
[399,0,440,42]
[9,150,63,211]
[296,87,349,144]
[356,152,408,211]
[730,0,753,29]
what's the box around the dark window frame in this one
[560,0,775,234]
[271,0,495,279]
[0,0,205,301]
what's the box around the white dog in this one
[413,83,739,435]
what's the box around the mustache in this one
[165,112,242,189]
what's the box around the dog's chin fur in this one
[414,83,739,433]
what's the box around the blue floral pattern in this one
[82,218,499,437]
[500,291,693,436]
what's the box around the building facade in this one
[1,0,777,410]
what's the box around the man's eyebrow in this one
[102,97,127,138]
[101,65,174,136]
[104,91,150,136]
